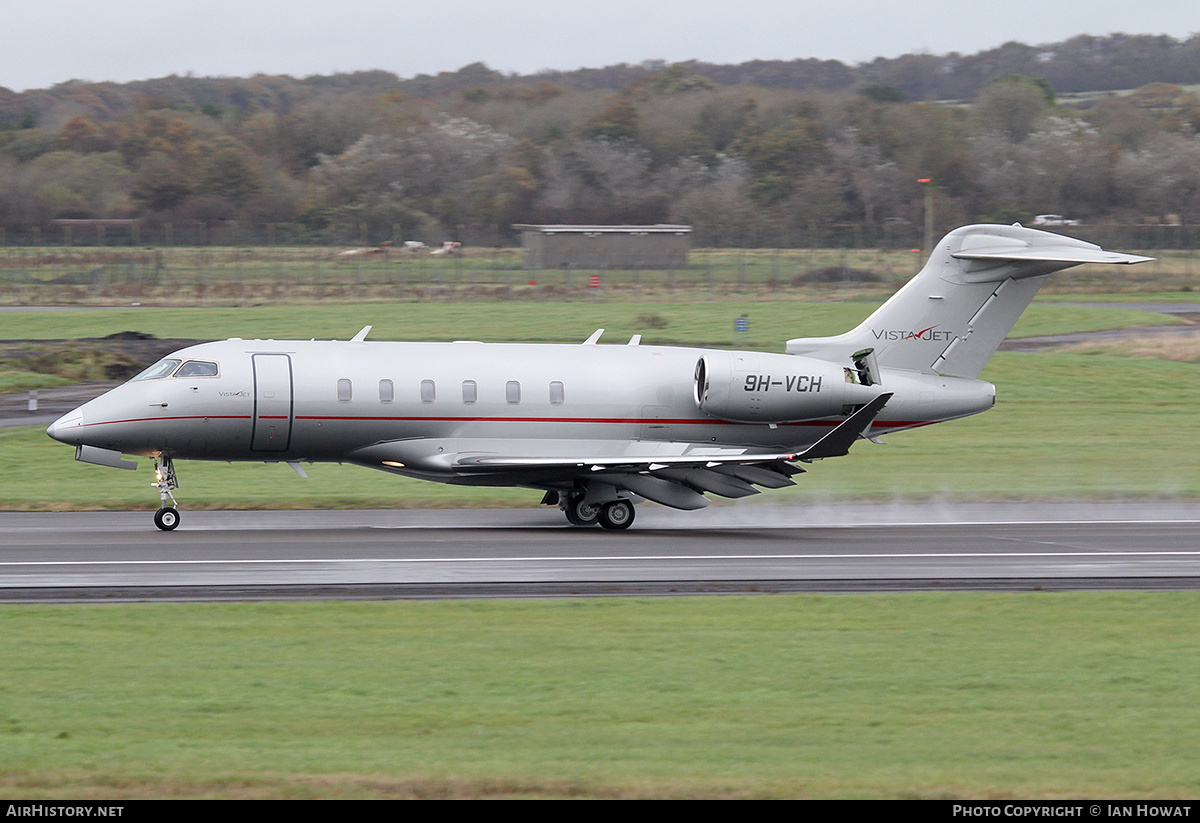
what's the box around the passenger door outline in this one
[252,353,293,452]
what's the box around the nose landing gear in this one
[152,455,180,531]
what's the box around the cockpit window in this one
[175,360,219,377]
[130,358,220,381]
[131,359,182,381]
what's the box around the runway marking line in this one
[365,518,1200,529]
[4,550,1200,567]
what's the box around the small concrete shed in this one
[512,224,691,269]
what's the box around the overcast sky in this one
[2,0,1197,92]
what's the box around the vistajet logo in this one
[872,326,955,342]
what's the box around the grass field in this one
[2,594,1199,798]
[0,295,1186,391]
[0,297,1185,343]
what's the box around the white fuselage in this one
[47,337,995,485]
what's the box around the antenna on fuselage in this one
[351,326,372,342]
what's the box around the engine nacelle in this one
[694,351,873,423]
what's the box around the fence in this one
[0,233,1195,305]
[3,222,1200,251]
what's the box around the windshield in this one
[175,360,219,377]
[130,358,182,381]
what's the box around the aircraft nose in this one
[46,410,83,444]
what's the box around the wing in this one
[448,393,893,510]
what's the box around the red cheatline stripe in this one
[298,415,931,428]
[77,414,931,429]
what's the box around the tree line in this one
[2,33,1200,247]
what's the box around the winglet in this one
[796,393,892,461]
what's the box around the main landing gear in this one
[152,455,180,531]
[560,493,635,530]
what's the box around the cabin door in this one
[252,353,293,452]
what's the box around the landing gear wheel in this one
[154,506,180,531]
[564,495,600,527]
[598,499,635,530]
[150,455,181,531]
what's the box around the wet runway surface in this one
[2,503,1197,601]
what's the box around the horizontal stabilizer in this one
[952,245,1153,266]
[796,393,891,461]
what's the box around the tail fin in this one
[786,224,1151,378]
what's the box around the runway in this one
[2,502,1198,601]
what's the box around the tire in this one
[598,500,635,530]
[154,506,180,531]
[564,496,599,527]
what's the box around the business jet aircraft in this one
[47,224,1150,530]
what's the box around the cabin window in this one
[506,380,521,405]
[131,359,182,381]
[337,379,352,402]
[175,360,219,378]
[462,380,477,404]
[379,379,394,403]
[549,381,565,405]
[420,380,436,403]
